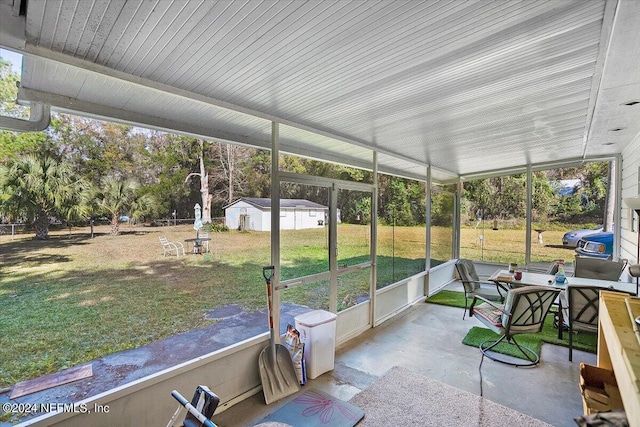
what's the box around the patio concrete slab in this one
[214,284,595,427]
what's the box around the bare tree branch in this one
[184,172,202,183]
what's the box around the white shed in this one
[224,198,328,232]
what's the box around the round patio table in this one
[184,237,211,254]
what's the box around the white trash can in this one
[294,310,337,379]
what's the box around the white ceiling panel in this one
[2,0,638,182]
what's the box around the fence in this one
[0,223,27,240]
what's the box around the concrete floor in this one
[213,283,593,427]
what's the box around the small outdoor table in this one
[184,237,211,254]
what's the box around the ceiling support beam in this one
[17,86,383,171]
[582,0,619,158]
[459,155,618,182]
[18,86,268,146]
[525,165,533,269]
[22,45,432,173]
[19,86,442,181]
[270,121,281,343]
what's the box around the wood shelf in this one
[597,291,640,426]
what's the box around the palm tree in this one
[0,154,84,239]
[95,176,137,235]
[95,176,155,235]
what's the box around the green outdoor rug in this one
[426,290,597,356]
[425,290,469,308]
[462,326,542,360]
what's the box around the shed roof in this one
[224,198,328,210]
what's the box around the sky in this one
[0,48,23,74]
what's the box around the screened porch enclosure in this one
[2,0,640,425]
[459,162,620,272]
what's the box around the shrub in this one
[210,222,229,232]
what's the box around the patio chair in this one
[160,236,185,257]
[573,256,626,281]
[470,286,561,367]
[455,259,506,320]
[559,285,633,361]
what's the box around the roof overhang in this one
[1,0,639,182]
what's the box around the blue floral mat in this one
[257,389,364,427]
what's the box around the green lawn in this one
[0,223,575,389]
[460,227,575,264]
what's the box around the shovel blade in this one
[258,344,300,405]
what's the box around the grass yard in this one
[460,227,575,265]
[0,225,267,389]
[0,223,575,389]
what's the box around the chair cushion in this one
[473,303,504,329]
[566,285,602,332]
[456,260,481,293]
[574,256,624,281]
[456,259,481,282]
[502,286,560,334]
[565,285,631,333]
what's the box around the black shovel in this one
[258,266,300,404]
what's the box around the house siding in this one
[621,132,640,265]
[224,199,327,231]
[224,201,263,231]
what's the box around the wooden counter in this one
[597,291,640,426]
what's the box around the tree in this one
[0,59,46,164]
[531,171,555,222]
[142,132,200,219]
[603,161,615,232]
[50,115,149,183]
[375,175,427,226]
[378,176,416,226]
[0,58,29,119]
[431,191,454,226]
[0,154,86,239]
[95,176,152,235]
[462,164,611,226]
[207,142,257,215]
[185,139,212,223]
[0,130,50,164]
[242,149,271,201]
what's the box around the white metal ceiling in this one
[3,0,640,181]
